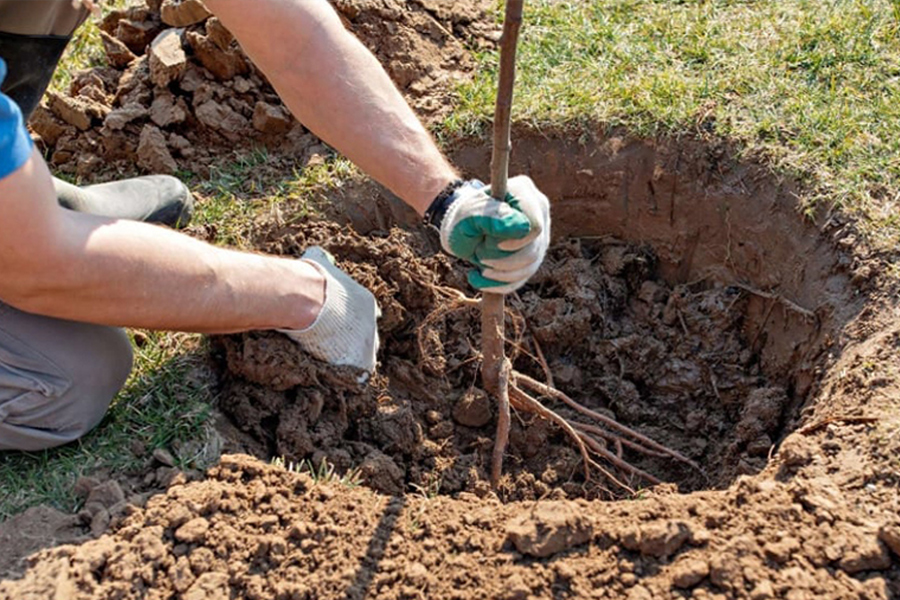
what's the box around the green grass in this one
[183,147,355,248]
[271,455,364,488]
[0,332,213,519]
[445,0,900,249]
[50,0,130,93]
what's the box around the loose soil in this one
[31,0,488,179]
[211,215,779,501]
[2,1,899,598]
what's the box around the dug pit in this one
[211,131,860,502]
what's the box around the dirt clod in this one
[506,501,593,557]
[160,0,211,27]
[137,123,178,173]
[839,535,893,574]
[100,30,138,67]
[453,388,493,428]
[631,521,691,558]
[252,101,292,134]
[185,29,247,81]
[880,524,900,558]
[670,556,711,588]
[174,517,210,544]
[152,447,176,467]
[84,481,126,509]
[148,29,187,87]
[47,91,108,130]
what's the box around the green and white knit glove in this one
[279,247,380,375]
[435,176,550,294]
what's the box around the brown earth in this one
[31,0,490,179]
[210,215,780,501]
[2,0,899,598]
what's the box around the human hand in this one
[279,247,380,375]
[434,176,550,294]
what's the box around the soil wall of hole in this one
[342,130,861,398]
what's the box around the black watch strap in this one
[423,179,465,228]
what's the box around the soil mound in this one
[30,0,490,178]
[2,454,896,599]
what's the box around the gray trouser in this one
[0,301,133,451]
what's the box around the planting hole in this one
[213,132,857,501]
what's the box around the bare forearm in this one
[204,0,457,215]
[25,216,322,333]
[0,152,323,333]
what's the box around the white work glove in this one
[429,176,550,294]
[279,247,380,375]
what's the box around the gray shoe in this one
[54,175,194,229]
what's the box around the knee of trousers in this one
[0,325,133,452]
[62,327,134,438]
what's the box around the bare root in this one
[515,373,703,473]
[416,285,704,492]
[508,385,593,479]
[490,370,708,494]
[732,283,818,322]
[477,0,692,493]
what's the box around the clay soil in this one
[2,1,899,599]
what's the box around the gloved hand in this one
[435,176,550,294]
[279,247,380,375]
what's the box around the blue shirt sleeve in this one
[0,58,35,180]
